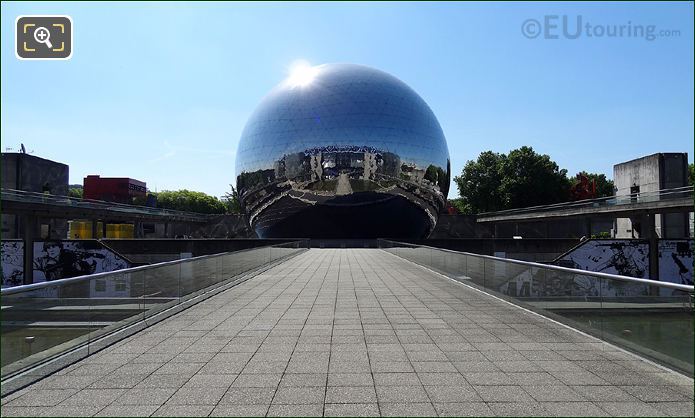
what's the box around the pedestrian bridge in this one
[1,243,693,417]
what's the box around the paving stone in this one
[272,386,325,404]
[111,387,177,405]
[522,384,587,402]
[379,402,437,416]
[153,404,215,416]
[134,374,189,389]
[35,405,104,416]
[327,373,374,387]
[199,361,246,374]
[550,370,610,386]
[267,403,324,416]
[597,401,668,416]
[540,401,609,416]
[506,372,562,386]
[32,375,100,390]
[96,405,160,416]
[325,386,377,403]
[323,402,380,416]
[370,361,414,373]
[411,361,458,373]
[373,372,422,386]
[5,389,77,407]
[434,402,494,417]
[59,389,127,407]
[453,361,500,372]
[231,373,282,388]
[487,401,549,417]
[474,385,535,402]
[425,385,482,402]
[88,373,149,389]
[166,387,227,405]
[650,401,695,417]
[619,385,693,402]
[416,372,466,386]
[112,363,163,376]
[184,373,237,388]
[461,371,510,385]
[376,385,430,403]
[569,385,638,402]
[279,373,327,387]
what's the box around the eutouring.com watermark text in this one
[522,15,681,41]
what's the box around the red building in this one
[83,175,146,204]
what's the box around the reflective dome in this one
[236,63,450,238]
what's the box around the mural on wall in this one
[0,241,24,287]
[659,240,694,286]
[557,240,650,278]
[1,241,131,287]
[499,239,694,298]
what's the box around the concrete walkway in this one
[2,249,693,417]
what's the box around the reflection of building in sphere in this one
[235,63,450,238]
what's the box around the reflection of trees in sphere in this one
[236,63,450,239]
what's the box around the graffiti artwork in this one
[558,240,650,278]
[1,240,130,287]
[659,240,694,286]
[0,241,24,287]
[499,239,693,298]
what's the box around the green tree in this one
[453,147,573,213]
[222,184,242,214]
[452,151,506,214]
[499,146,570,208]
[154,190,226,214]
[689,163,694,185]
[68,186,83,199]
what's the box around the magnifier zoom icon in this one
[33,27,53,49]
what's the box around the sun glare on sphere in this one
[286,60,319,88]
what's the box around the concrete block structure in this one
[614,153,690,238]
[1,153,69,239]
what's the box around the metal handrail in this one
[378,239,695,293]
[476,186,694,217]
[0,240,309,296]
[1,188,213,219]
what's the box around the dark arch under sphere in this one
[235,63,450,239]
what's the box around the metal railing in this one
[0,240,308,382]
[378,239,694,376]
[476,186,694,218]
[1,188,211,221]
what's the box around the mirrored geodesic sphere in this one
[235,63,450,238]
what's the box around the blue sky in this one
[2,1,693,198]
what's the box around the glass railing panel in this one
[483,257,534,299]
[377,239,694,376]
[442,250,464,279]
[88,270,145,352]
[143,264,181,319]
[465,254,485,285]
[594,280,693,373]
[1,241,308,381]
[199,257,216,292]
[1,279,93,375]
[431,249,445,272]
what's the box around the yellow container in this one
[106,224,134,239]
[67,221,104,239]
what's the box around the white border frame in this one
[15,15,73,60]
